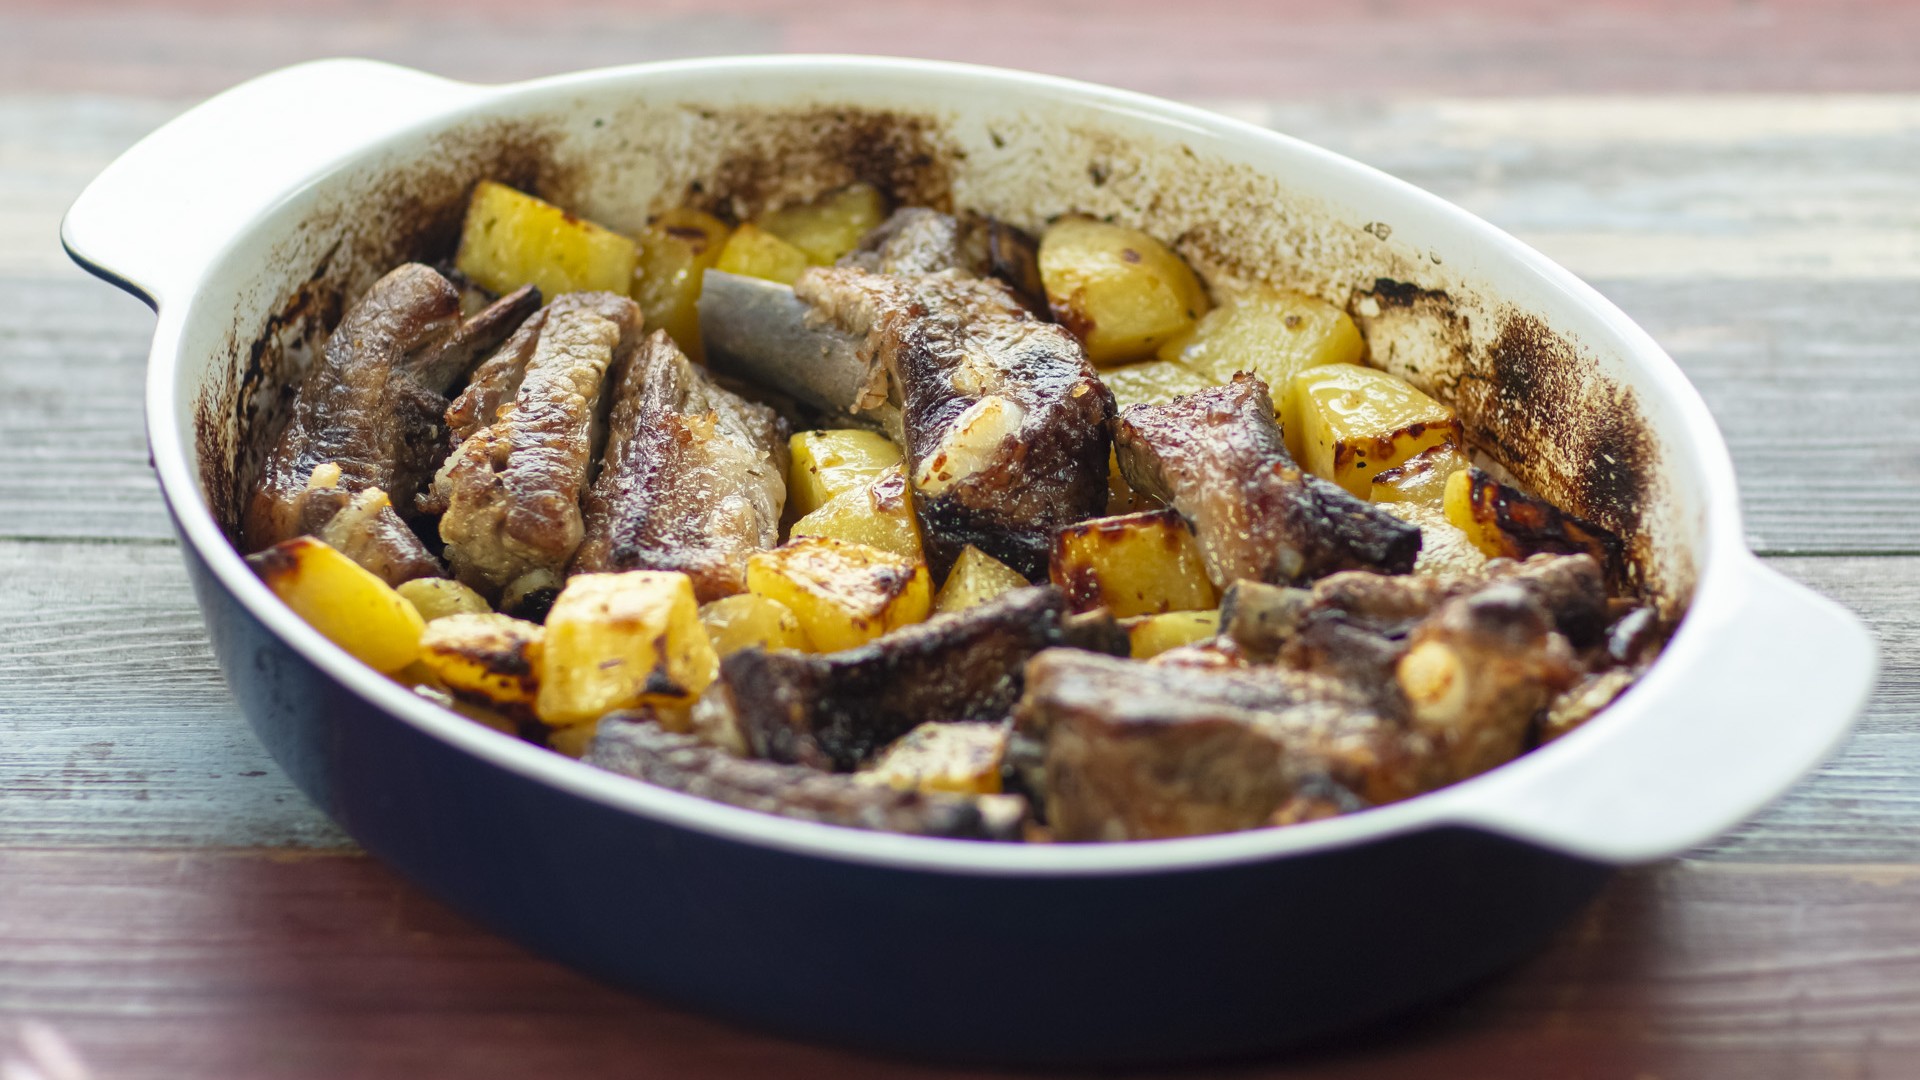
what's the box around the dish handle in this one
[62,59,480,307]
[1443,554,1876,864]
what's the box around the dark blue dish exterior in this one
[180,523,1610,1066]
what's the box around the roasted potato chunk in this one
[1049,508,1218,618]
[1038,217,1210,365]
[417,613,544,718]
[1159,285,1363,394]
[934,544,1030,614]
[1444,468,1622,569]
[788,466,922,560]
[746,537,932,653]
[536,571,719,727]
[396,578,492,622]
[247,537,425,673]
[1127,609,1222,659]
[699,593,808,656]
[858,721,1009,795]
[1286,363,1461,497]
[787,429,904,518]
[1369,442,1471,506]
[714,222,811,285]
[755,183,889,266]
[634,207,731,361]
[1098,359,1214,409]
[455,180,637,299]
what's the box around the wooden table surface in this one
[4,1,1919,1077]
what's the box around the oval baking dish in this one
[63,56,1875,1065]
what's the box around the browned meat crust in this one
[243,265,536,552]
[585,714,1026,840]
[1020,555,1603,840]
[430,292,642,598]
[794,267,1112,578]
[310,484,442,586]
[840,208,1047,312]
[1113,374,1422,587]
[570,330,789,601]
[700,585,1125,772]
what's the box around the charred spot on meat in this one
[698,585,1125,772]
[585,714,1026,840]
[570,329,789,602]
[1113,374,1421,588]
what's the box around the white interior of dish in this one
[137,58,1755,872]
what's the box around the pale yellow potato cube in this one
[1159,286,1363,397]
[755,183,889,266]
[247,536,425,673]
[1039,217,1210,366]
[1100,360,1214,409]
[417,613,544,716]
[1049,509,1217,618]
[714,222,811,285]
[1369,443,1471,507]
[934,545,1031,614]
[858,721,1009,795]
[633,207,732,361]
[455,180,637,300]
[699,593,808,656]
[746,537,932,653]
[1287,363,1461,497]
[788,466,922,560]
[396,578,492,622]
[787,429,904,519]
[536,571,719,727]
[1128,609,1222,659]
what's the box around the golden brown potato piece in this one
[787,466,923,560]
[455,180,636,299]
[699,594,808,656]
[1099,360,1214,409]
[1286,363,1461,497]
[1444,467,1622,570]
[858,721,1009,795]
[714,222,811,285]
[1038,217,1209,365]
[756,183,889,265]
[1159,285,1363,393]
[1049,508,1218,618]
[746,537,932,653]
[934,545,1030,615]
[247,537,424,673]
[1127,610,1222,659]
[536,571,719,727]
[787,429,905,519]
[1369,443,1471,506]
[417,613,544,719]
[633,207,732,361]
[396,578,492,622]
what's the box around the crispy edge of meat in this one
[1113,374,1421,586]
[570,329,789,601]
[585,714,1026,840]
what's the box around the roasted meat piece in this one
[1017,649,1409,841]
[307,475,442,586]
[840,207,1047,311]
[696,585,1124,772]
[794,267,1112,577]
[1113,374,1421,587]
[244,264,537,552]
[570,330,789,601]
[585,714,1025,839]
[427,292,642,600]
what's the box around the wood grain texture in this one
[2,0,1919,99]
[4,851,1918,1080]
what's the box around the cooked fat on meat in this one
[585,714,1026,840]
[794,266,1112,578]
[570,330,789,602]
[696,585,1124,772]
[305,472,442,586]
[428,292,642,600]
[244,264,537,553]
[1113,374,1422,588]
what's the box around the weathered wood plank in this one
[0,538,1909,862]
[2,852,1916,1080]
[2,0,1918,99]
